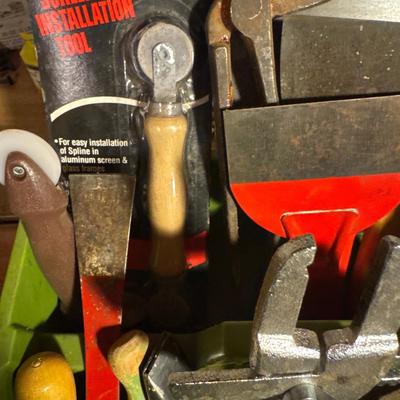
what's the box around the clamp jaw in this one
[169,235,400,400]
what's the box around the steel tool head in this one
[230,0,278,104]
[70,174,135,278]
[272,0,329,16]
[297,0,400,22]
[280,16,400,100]
[137,22,194,103]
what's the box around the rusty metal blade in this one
[297,0,400,22]
[70,174,134,278]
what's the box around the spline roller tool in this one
[136,22,194,328]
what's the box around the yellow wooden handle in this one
[145,114,188,278]
[15,352,76,400]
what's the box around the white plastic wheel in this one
[0,129,61,185]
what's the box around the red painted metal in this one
[231,173,400,318]
[81,276,125,400]
[127,231,207,271]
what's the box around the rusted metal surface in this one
[5,152,78,314]
[297,0,400,22]
[206,0,240,304]
[281,16,400,100]
[223,95,400,183]
[70,174,134,278]
[230,0,278,105]
[206,0,237,241]
[207,0,234,109]
[206,0,327,108]
[272,0,328,16]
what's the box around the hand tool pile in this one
[0,0,400,399]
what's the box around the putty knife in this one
[70,174,134,400]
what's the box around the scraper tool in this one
[70,174,134,400]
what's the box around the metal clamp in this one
[250,235,320,376]
[169,235,400,400]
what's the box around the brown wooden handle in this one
[145,114,188,278]
[15,352,77,400]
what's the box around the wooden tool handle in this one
[15,352,76,400]
[145,114,188,278]
[108,330,149,400]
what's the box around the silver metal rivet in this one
[12,165,26,179]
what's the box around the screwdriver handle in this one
[15,352,76,400]
[145,114,188,278]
